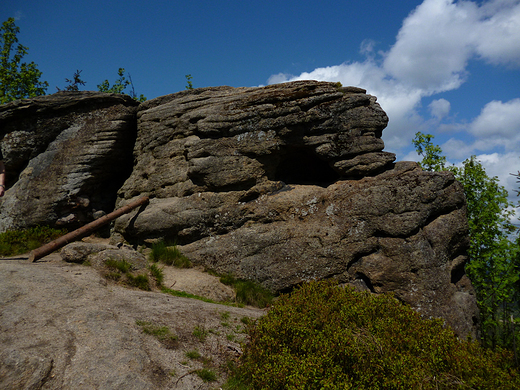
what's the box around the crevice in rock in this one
[38,358,55,389]
[353,272,376,293]
[274,147,339,187]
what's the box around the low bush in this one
[0,226,66,256]
[149,241,191,268]
[105,259,132,273]
[229,280,520,390]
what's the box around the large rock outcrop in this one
[0,81,479,338]
[0,91,138,232]
[113,81,478,338]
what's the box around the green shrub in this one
[0,226,66,256]
[220,274,273,308]
[150,241,191,268]
[185,350,201,360]
[231,280,520,390]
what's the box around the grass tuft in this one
[149,241,191,268]
[196,368,217,382]
[126,274,150,291]
[220,274,273,308]
[105,259,132,273]
[149,263,164,286]
[136,320,178,348]
[192,325,209,342]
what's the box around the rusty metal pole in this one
[29,196,149,262]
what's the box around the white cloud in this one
[475,152,520,210]
[475,0,520,66]
[442,138,476,160]
[383,0,520,92]
[268,0,520,158]
[469,99,520,144]
[429,99,451,120]
[383,0,477,93]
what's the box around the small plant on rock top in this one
[149,263,164,287]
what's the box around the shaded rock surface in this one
[0,91,139,232]
[0,257,262,389]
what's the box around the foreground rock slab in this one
[0,259,263,390]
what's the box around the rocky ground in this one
[0,239,265,390]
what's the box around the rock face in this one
[112,81,478,338]
[0,81,479,338]
[0,259,262,389]
[0,91,139,232]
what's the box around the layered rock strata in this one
[0,91,138,231]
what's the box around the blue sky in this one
[3,0,520,212]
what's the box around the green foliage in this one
[0,18,48,103]
[0,226,66,256]
[161,286,216,303]
[449,156,519,349]
[412,132,447,172]
[413,133,520,350]
[231,280,520,390]
[97,67,147,102]
[126,273,151,291]
[192,325,209,342]
[58,69,86,91]
[185,350,202,359]
[149,263,164,286]
[149,241,192,268]
[103,259,150,291]
[196,368,217,382]
[185,74,194,90]
[105,258,132,273]
[136,320,178,347]
[220,274,274,308]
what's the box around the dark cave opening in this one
[274,148,340,187]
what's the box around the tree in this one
[412,132,446,171]
[451,157,518,349]
[0,18,48,103]
[413,132,519,349]
[57,69,86,92]
[97,68,146,102]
